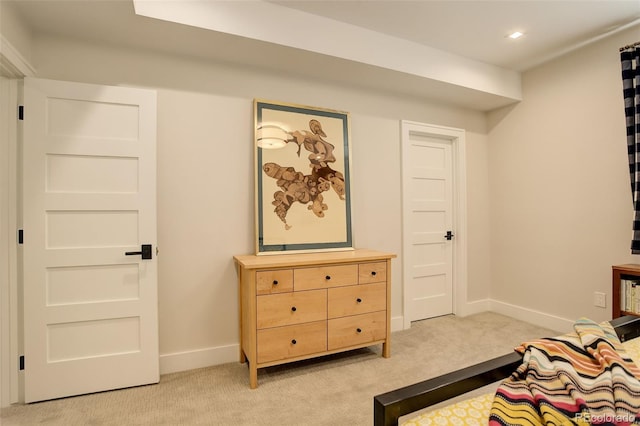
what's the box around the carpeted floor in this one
[0,312,558,425]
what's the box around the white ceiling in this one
[6,0,640,110]
[271,0,640,72]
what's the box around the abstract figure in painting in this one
[263,119,345,230]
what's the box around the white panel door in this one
[402,122,455,323]
[22,77,158,402]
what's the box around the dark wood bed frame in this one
[373,315,640,426]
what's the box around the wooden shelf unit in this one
[613,264,640,318]
[234,249,396,389]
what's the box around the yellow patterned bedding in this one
[402,331,640,426]
[402,392,495,426]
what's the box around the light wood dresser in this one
[234,249,396,388]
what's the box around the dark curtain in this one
[622,46,640,253]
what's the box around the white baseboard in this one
[160,315,407,374]
[456,298,573,333]
[391,315,404,332]
[159,344,239,375]
[159,301,575,375]
[456,298,491,317]
[489,300,574,333]
[162,317,407,374]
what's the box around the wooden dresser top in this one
[234,249,396,270]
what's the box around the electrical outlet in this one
[594,292,606,308]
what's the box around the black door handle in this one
[125,244,153,260]
[444,231,454,241]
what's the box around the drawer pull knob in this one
[291,306,297,312]
[356,328,362,333]
[371,271,377,276]
[325,275,331,280]
[273,280,278,285]
[356,298,362,303]
[291,339,297,345]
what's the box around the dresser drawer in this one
[256,269,293,295]
[358,262,387,284]
[294,264,358,291]
[257,290,327,329]
[257,321,327,364]
[327,282,386,318]
[328,311,386,351]
[235,249,395,388]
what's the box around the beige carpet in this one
[1,312,558,425]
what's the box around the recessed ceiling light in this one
[508,31,524,39]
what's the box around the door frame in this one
[1,35,35,407]
[1,77,21,407]
[400,120,467,329]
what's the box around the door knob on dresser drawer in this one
[273,280,278,285]
[291,306,297,312]
[356,298,362,303]
[356,328,362,333]
[371,271,377,276]
[325,275,331,280]
[291,339,297,345]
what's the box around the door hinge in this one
[18,105,24,121]
[17,229,23,244]
[19,355,24,370]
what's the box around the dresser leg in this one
[382,340,390,358]
[249,364,258,389]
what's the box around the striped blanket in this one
[489,318,640,425]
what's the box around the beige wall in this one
[8,12,636,374]
[466,132,491,302]
[0,3,33,66]
[25,34,492,366]
[488,24,640,325]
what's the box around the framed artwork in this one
[254,99,353,254]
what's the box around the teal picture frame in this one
[254,99,353,254]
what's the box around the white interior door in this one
[22,77,158,403]
[402,121,459,324]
